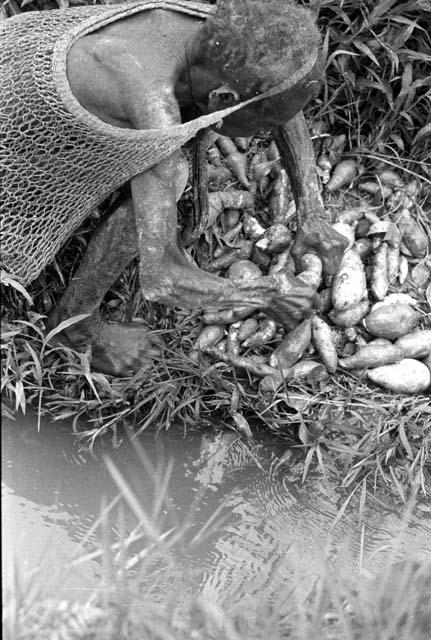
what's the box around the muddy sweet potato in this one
[269,319,312,369]
[243,318,277,348]
[311,316,338,373]
[367,359,431,393]
[196,325,225,351]
[296,253,323,289]
[332,249,367,311]
[255,224,292,255]
[339,343,404,369]
[238,317,259,343]
[331,222,355,250]
[326,159,357,192]
[329,299,369,327]
[215,135,250,188]
[395,209,428,259]
[363,304,419,340]
[371,243,389,300]
[395,330,431,359]
[227,259,262,280]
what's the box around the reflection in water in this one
[2,413,431,607]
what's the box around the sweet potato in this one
[367,221,393,236]
[243,318,277,348]
[255,224,292,254]
[196,325,225,351]
[207,145,222,166]
[326,133,347,166]
[358,182,393,199]
[269,319,312,369]
[386,225,401,284]
[363,304,418,340]
[242,213,266,240]
[406,179,420,198]
[398,254,409,285]
[207,347,277,377]
[395,330,431,359]
[376,169,404,189]
[227,259,262,280]
[311,316,338,373]
[371,243,389,300]
[249,151,272,193]
[336,207,365,225]
[260,360,326,392]
[329,299,369,327]
[227,322,241,356]
[395,209,428,259]
[332,249,367,311]
[215,135,250,188]
[206,190,254,229]
[289,359,327,381]
[371,293,418,312]
[368,338,392,347]
[339,343,404,369]
[203,307,254,325]
[296,253,323,289]
[326,159,357,192]
[238,317,259,343]
[269,169,296,225]
[222,208,240,230]
[207,165,232,190]
[317,152,332,172]
[207,241,253,270]
[367,359,431,393]
[331,222,355,250]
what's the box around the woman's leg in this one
[51,197,164,376]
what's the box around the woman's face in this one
[215,81,315,136]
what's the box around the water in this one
[2,413,431,607]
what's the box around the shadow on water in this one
[2,412,431,608]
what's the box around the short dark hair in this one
[198,0,321,96]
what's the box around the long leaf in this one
[44,314,90,344]
[413,123,431,144]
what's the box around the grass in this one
[5,551,431,639]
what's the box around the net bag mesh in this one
[0,0,317,285]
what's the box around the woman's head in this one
[189,0,322,133]
[196,0,321,98]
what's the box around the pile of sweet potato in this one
[189,133,431,395]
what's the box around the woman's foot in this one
[48,310,164,376]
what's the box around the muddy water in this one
[2,413,431,607]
